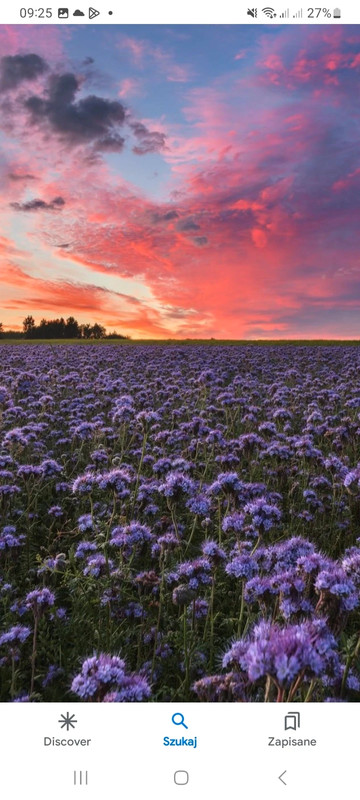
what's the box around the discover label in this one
[44,737,92,747]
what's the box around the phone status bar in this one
[246,6,341,19]
[4,1,359,24]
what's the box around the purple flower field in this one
[0,344,359,703]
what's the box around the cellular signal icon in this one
[262,6,276,17]
[293,7,303,16]
[247,8,257,16]
[280,8,289,17]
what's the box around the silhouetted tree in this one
[2,329,24,339]
[106,330,129,339]
[65,316,80,338]
[18,316,127,340]
[91,323,106,339]
[0,322,3,338]
[80,323,92,339]
[23,315,36,338]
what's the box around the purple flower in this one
[226,554,259,580]
[151,532,180,558]
[262,537,315,573]
[0,484,20,496]
[208,472,242,497]
[315,567,359,611]
[0,526,25,550]
[83,554,111,578]
[244,575,274,603]
[110,522,153,557]
[342,548,360,586]
[172,584,197,606]
[192,672,246,702]
[201,540,226,563]
[223,618,340,688]
[243,497,282,532]
[177,557,212,589]
[40,459,63,477]
[71,653,150,701]
[25,588,55,612]
[102,674,151,701]
[0,625,31,646]
[48,505,63,518]
[158,471,195,500]
[112,395,135,424]
[42,664,64,687]
[72,472,99,494]
[12,694,31,702]
[187,598,209,619]
[222,512,245,534]
[96,468,132,497]
[187,494,211,516]
[38,553,66,574]
[344,467,360,490]
[78,514,94,532]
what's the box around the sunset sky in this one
[0,24,360,338]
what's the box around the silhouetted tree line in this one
[0,317,129,340]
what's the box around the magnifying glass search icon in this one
[172,712,188,729]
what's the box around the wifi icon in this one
[262,6,276,17]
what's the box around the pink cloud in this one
[117,34,192,83]
[2,26,360,338]
[256,27,360,90]
[118,77,143,98]
[0,24,65,61]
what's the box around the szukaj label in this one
[163,736,198,748]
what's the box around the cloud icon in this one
[73,9,85,15]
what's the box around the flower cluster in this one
[0,343,359,703]
[71,653,150,701]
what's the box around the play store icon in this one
[89,7,100,17]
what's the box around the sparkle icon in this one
[58,712,77,730]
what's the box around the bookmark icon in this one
[284,711,300,731]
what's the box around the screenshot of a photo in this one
[0,21,359,704]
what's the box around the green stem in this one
[184,515,198,555]
[341,634,360,698]
[304,679,316,702]
[150,564,165,683]
[237,582,245,637]
[210,573,216,671]
[10,656,16,698]
[30,615,38,695]
[183,608,190,694]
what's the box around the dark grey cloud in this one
[152,209,179,224]
[4,53,165,158]
[162,209,178,221]
[25,72,126,151]
[176,217,200,232]
[131,121,167,155]
[0,54,48,92]
[94,134,125,152]
[193,236,208,246]
[10,196,65,212]
[163,305,200,320]
[8,172,37,181]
